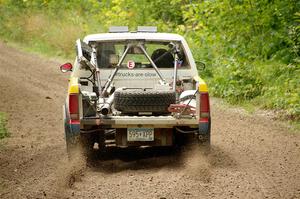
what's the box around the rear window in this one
[95,41,189,69]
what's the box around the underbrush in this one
[207,58,300,120]
[0,112,9,139]
[0,12,86,58]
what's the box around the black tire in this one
[114,90,176,113]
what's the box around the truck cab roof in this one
[83,32,185,43]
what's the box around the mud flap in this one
[198,118,211,145]
[199,122,210,134]
[67,124,80,143]
[63,105,81,150]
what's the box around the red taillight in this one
[69,94,79,123]
[200,92,210,120]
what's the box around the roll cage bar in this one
[76,40,180,97]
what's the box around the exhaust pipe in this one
[100,88,124,115]
[100,94,114,115]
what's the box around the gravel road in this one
[0,42,299,199]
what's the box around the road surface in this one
[0,42,299,199]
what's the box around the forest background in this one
[0,0,299,120]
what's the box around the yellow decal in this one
[194,76,208,92]
[68,77,79,94]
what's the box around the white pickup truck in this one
[61,26,211,156]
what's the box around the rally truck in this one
[60,26,211,156]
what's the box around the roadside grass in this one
[0,112,9,139]
[290,121,300,132]
[0,12,84,59]
[212,97,257,116]
[207,59,300,121]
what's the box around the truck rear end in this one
[62,28,210,156]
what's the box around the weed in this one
[0,112,9,139]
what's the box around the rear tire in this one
[114,90,176,113]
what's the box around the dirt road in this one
[0,42,299,199]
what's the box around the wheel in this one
[114,90,176,113]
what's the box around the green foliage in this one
[182,0,300,63]
[209,58,300,120]
[182,0,300,119]
[259,62,300,119]
[0,112,9,139]
[209,58,263,101]
[0,0,299,119]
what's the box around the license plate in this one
[127,128,154,141]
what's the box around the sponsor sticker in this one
[127,60,135,69]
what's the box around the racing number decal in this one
[127,60,135,69]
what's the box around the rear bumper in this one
[65,116,210,147]
[80,115,199,128]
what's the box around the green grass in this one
[0,112,9,139]
[289,121,300,132]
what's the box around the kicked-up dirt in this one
[0,41,299,199]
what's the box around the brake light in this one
[199,92,210,122]
[69,94,79,124]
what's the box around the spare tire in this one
[114,90,176,113]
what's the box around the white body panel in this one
[75,32,200,127]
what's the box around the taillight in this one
[69,94,79,123]
[199,92,210,122]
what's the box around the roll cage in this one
[76,39,184,97]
